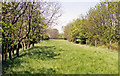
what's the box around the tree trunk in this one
[32,43,34,47]
[79,41,81,44]
[12,50,14,56]
[95,40,97,47]
[5,53,7,61]
[2,51,4,62]
[5,45,7,61]
[86,39,87,45]
[2,44,5,61]
[9,48,12,60]
[27,40,31,49]
[109,40,111,50]
[16,48,19,57]
[27,42,29,49]
[29,42,30,48]
[22,42,24,51]
[2,44,4,62]
[24,42,26,50]
[16,42,20,57]
[25,42,27,49]
[12,45,14,56]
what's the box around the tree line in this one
[2,1,61,61]
[63,1,119,50]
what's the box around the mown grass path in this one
[3,40,118,74]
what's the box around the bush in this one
[43,35,50,40]
[64,38,67,40]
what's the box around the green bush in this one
[43,35,50,40]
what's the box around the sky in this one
[51,0,101,33]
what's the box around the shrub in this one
[43,35,50,40]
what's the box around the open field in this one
[3,40,118,74]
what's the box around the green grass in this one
[3,40,118,74]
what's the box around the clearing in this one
[3,40,118,74]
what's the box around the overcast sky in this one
[51,0,101,33]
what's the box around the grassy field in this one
[3,40,118,74]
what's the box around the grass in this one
[2,40,118,74]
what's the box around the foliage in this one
[2,1,61,61]
[63,1,119,48]
[43,34,50,40]
[58,33,64,39]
